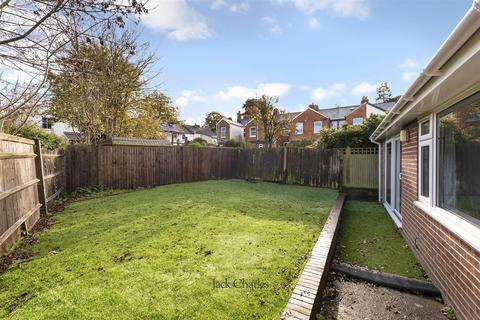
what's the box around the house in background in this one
[371,3,480,319]
[215,117,245,144]
[160,123,217,145]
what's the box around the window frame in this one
[352,117,364,126]
[412,92,480,253]
[249,126,257,138]
[295,122,303,135]
[418,115,433,205]
[313,120,323,133]
[220,126,226,138]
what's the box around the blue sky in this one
[139,0,471,124]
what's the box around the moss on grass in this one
[336,201,426,280]
[0,180,337,319]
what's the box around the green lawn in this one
[0,180,337,319]
[335,201,426,280]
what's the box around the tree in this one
[204,111,223,132]
[376,81,392,103]
[249,95,290,147]
[48,29,166,143]
[0,0,147,128]
[242,98,257,116]
[141,92,180,124]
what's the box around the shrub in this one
[315,114,384,149]
[288,139,315,148]
[224,139,253,149]
[7,125,67,150]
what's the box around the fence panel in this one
[41,148,65,204]
[0,134,41,254]
[67,145,240,191]
[342,147,378,189]
[238,148,284,182]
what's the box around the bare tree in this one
[0,0,147,129]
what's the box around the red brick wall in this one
[216,119,231,140]
[345,104,367,125]
[244,120,265,143]
[399,122,480,320]
[289,108,329,141]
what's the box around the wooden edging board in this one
[281,193,346,320]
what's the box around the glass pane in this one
[395,140,401,212]
[438,96,480,223]
[386,143,391,205]
[420,120,430,136]
[421,145,429,197]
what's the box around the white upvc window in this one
[413,91,480,253]
[295,123,303,135]
[220,127,226,138]
[418,116,433,205]
[249,126,257,138]
[353,117,364,126]
[313,121,323,133]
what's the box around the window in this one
[418,116,432,203]
[220,127,226,138]
[249,126,257,138]
[42,117,53,129]
[258,144,264,148]
[420,119,430,136]
[295,123,303,135]
[330,120,339,129]
[437,94,480,224]
[420,145,430,197]
[353,117,364,126]
[313,121,323,133]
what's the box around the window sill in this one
[414,201,480,254]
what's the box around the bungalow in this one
[370,2,480,319]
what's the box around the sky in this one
[138,0,471,124]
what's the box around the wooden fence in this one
[238,148,342,189]
[0,134,65,253]
[342,147,378,189]
[66,145,239,191]
[66,145,344,191]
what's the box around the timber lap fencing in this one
[0,132,378,253]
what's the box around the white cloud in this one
[311,83,347,102]
[402,71,419,82]
[272,0,370,19]
[230,2,250,13]
[350,81,380,96]
[216,83,292,101]
[307,17,320,29]
[142,0,211,41]
[400,58,419,69]
[261,16,283,35]
[175,89,207,108]
[210,0,226,10]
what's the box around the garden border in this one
[281,193,346,320]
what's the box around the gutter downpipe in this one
[370,0,480,203]
[370,0,480,142]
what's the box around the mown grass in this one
[335,201,426,280]
[0,180,337,319]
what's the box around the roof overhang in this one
[371,0,480,141]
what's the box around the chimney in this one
[361,96,369,104]
[237,111,242,123]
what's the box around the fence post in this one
[282,147,288,183]
[34,139,48,216]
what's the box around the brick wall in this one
[289,108,329,141]
[345,104,367,125]
[216,119,231,140]
[399,122,480,320]
[244,120,265,143]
